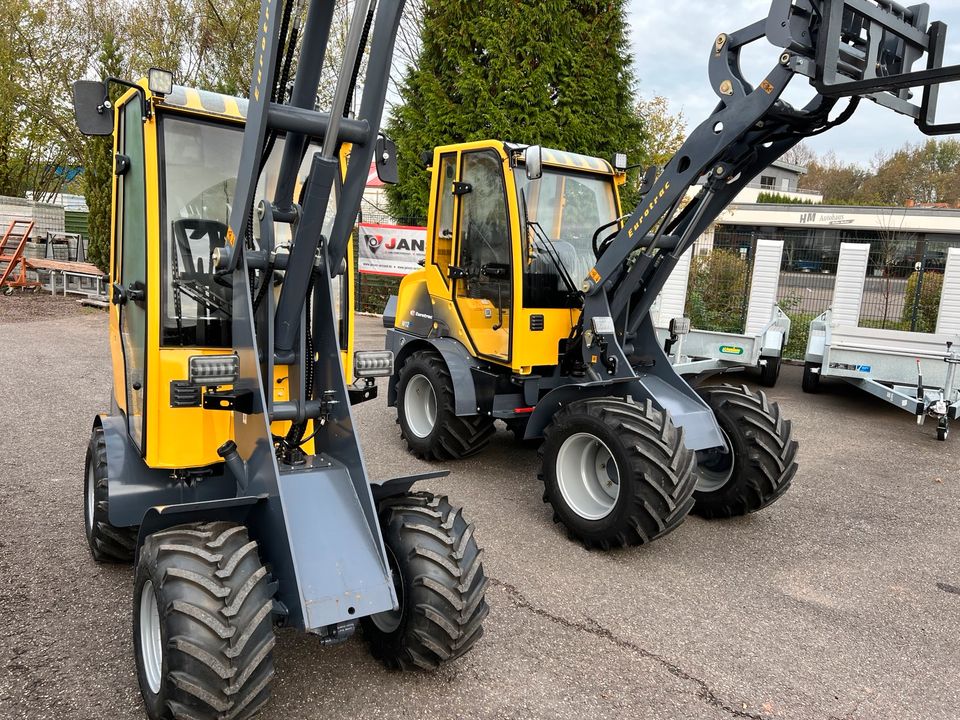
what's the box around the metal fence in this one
[349,212,958,359]
[710,228,960,359]
[685,232,757,334]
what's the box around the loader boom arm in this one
[580,0,960,369]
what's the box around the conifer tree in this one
[386,0,646,219]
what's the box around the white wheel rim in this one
[139,580,163,694]
[404,374,437,439]
[694,429,735,492]
[85,462,95,536]
[556,433,620,520]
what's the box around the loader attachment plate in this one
[278,457,397,630]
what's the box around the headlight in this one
[354,351,394,378]
[189,355,239,386]
[148,68,174,96]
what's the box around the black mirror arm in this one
[104,77,153,120]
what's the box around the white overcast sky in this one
[625,0,960,166]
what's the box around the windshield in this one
[160,114,340,347]
[514,167,618,308]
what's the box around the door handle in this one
[480,263,509,279]
[127,281,146,303]
[448,265,470,279]
[112,281,146,305]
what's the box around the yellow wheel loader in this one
[72,1,488,717]
[387,0,960,550]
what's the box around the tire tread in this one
[398,352,495,460]
[364,492,488,671]
[692,384,799,519]
[135,522,275,720]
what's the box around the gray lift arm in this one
[576,0,960,378]
[204,0,412,634]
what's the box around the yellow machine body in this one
[107,82,355,469]
[395,140,624,375]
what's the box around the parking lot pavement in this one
[1,305,958,720]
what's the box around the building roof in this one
[769,159,807,175]
[720,202,960,234]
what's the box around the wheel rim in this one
[370,546,404,633]
[404,374,437,439]
[555,433,621,520]
[139,580,163,695]
[695,429,735,492]
[85,461,95,536]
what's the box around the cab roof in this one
[155,85,248,122]
[504,142,614,175]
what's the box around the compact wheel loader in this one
[73,1,487,718]
[387,0,960,550]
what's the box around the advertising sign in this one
[358,223,427,276]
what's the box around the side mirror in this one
[375,136,399,185]
[73,80,113,136]
[525,145,543,181]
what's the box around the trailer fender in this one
[760,306,791,357]
[95,414,238,528]
[804,312,829,364]
[386,331,479,417]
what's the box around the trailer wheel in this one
[539,397,696,550]
[758,353,782,387]
[691,384,798,519]
[84,426,138,562]
[801,362,821,393]
[396,350,495,460]
[364,491,488,670]
[937,418,949,442]
[134,522,276,720]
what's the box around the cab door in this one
[452,149,512,362]
[114,99,149,450]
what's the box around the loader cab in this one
[416,140,623,374]
[75,79,358,470]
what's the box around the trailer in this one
[803,243,960,441]
[651,238,791,386]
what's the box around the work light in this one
[148,68,174,97]
[613,152,628,172]
[354,351,394,378]
[188,355,240,386]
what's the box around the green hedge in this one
[902,271,943,333]
[686,250,751,334]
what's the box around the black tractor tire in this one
[539,397,697,550]
[84,426,138,562]
[363,491,488,670]
[133,522,277,720]
[691,384,799,519]
[396,350,495,460]
[758,354,782,388]
[801,362,821,393]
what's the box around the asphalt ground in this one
[1,297,958,720]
